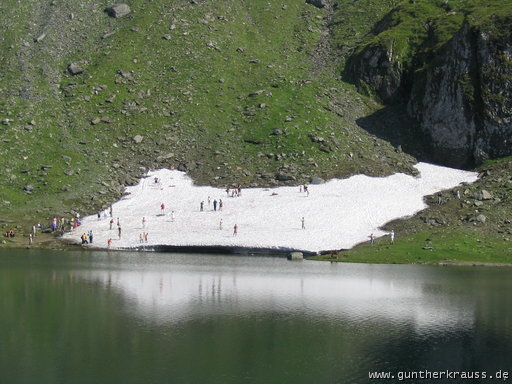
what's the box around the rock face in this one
[346,16,512,168]
[105,4,131,18]
[409,22,512,167]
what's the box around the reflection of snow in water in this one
[79,261,474,334]
[64,163,477,253]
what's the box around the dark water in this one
[1,249,511,384]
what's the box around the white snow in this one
[64,162,478,253]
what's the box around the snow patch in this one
[63,163,477,253]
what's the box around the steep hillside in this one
[0,0,414,225]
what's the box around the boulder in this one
[287,252,304,260]
[132,135,143,144]
[67,63,83,75]
[306,0,326,8]
[476,214,487,223]
[105,4,131,18]
[481,190,493,200]
[310,177,325,185]
[276,173,294,182]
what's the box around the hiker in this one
[226,187,230,196]
[219,199,223,211]
[109,205,113,217]
[139,233,144,243]
[97,211,101,220]
[208,196,211,207]
[219,218,223,230]
[213,199,218,211]
[200,201,204,211]
[144,232,148,243]
[161,203,165,213]
[28,233,33,245]
[88,230,94,244]
[304,185,309,197]
[108,238,112,248]
[32,225,36,237]
[456,190,461,199]
[117,217,120,227]
[301,217,305,230]
[142,217,147,229]
[118,226,122,239]
[437,193,442,204]
[369,233,375,246]
[110,218,114,230]
[390,230,395,244]
[233,224,238,236]
[171,211,175,222]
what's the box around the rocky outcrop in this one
[409,21,512,167]
[345,44,405,103]
[346,15,512,167]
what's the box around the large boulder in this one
[67,63,83,75]
[306,0,327,9]
[105,4,131,18]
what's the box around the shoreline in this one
[3,232,511,266]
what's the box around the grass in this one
[0,0,511,264]
[309,229,512,264]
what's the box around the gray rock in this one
[481,190,493,200]
[105,4,131,18]
[64,170,75,176]
[276,173,294,181]
[34,32,46,43]
[23,184,34,192]
[476,214,487,223]
[287,252,304,260]
[163,34,171,40]
[132,135,143,144]
[305,0,326,8]
[271,129,283,136]
[67,63,83,75]
[310,177,325,185]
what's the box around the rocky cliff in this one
[345,3,512,168]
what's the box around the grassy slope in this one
[1,0,511,264]
[0,0,415,231]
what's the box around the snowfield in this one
[64,163,478,254]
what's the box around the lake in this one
[1,249,511,383]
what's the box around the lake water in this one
[1,249,511,384]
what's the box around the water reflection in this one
[77,254,477,336]
[1,250,512,384]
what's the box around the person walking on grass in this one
[28,233,33,245]
[369,233,375,247]
[390,230,395,244]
